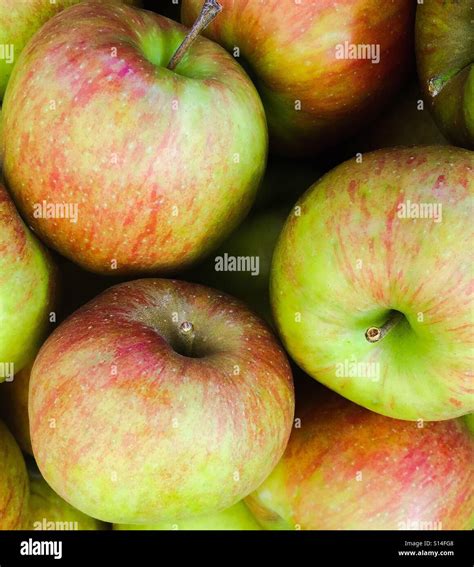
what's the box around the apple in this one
[191,207,289,323]
[182,0,415,156]
[348,81,448,152]
[0,419,29,529]
[416,0,474,150]
[0,182,56,380]
[29,278,294,524]
[2,0,268,275]
[0,361,32,454]
[0,0,140,100]
[271,146,474,421]
[114,501,260,530]
[27,470,107,531]
[246,384,474,530]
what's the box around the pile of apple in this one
[0,0,473,532]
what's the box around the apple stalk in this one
[167,0,222,71]
[365,311,404,343]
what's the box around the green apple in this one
[0,0,140,100]
[2,0,267,275]
[246,385,474,530]
[192,207,288,322]
[416,0,474,149]
[271,146,473,421]
[182,0,415,156]
[0,361,32,454]
[29,279,294,524]
[0,419,29,529]
[0,182,56,379]
[27,470,107,530]
[114,501,260,530]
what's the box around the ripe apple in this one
[182,0,415,156]
[114,501,260,530]
[0,419,29,529]
[0,0,140,100]
[416,0,474,149]
[271,146,474,421]
[27,470,107,530]
[192,207,289,322]
[246,384,474,530]
[2,1,268,275]
[0,183,56,379]
[0,361,32,454]
[29,278,294,524]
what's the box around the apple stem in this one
[365,311,403,343]
[179,321,196,356]
[167,0,222,71]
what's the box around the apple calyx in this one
[167,0,222,71]
[365,311,404,343]
[179,321,196,357]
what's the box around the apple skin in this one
[271,146,474,421]
[182,0,415,156]
[246,385,474,530]
[416,0,474,150]
[0,183,56,379]
[27,472,107,531]
[0,362,33,454]
[0,419,29,529]
[114,501,261,530]
[0,0,141,100]
[29,279,294,524]
[2,1,268,275]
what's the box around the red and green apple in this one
[182,0,415,155]
[246,384,474,530]
[29,279,294,524]
[271,146,473,421]
[0,183,56,379]
[2,0,267,275]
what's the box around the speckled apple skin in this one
[246,389,474,530]
[0,0,141,99]
[0,419,29,529]
[182,0,415,156]
[2,1,268,275]
[271,147,474,421]
[0,184,56,379]
[29,279,294,524]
